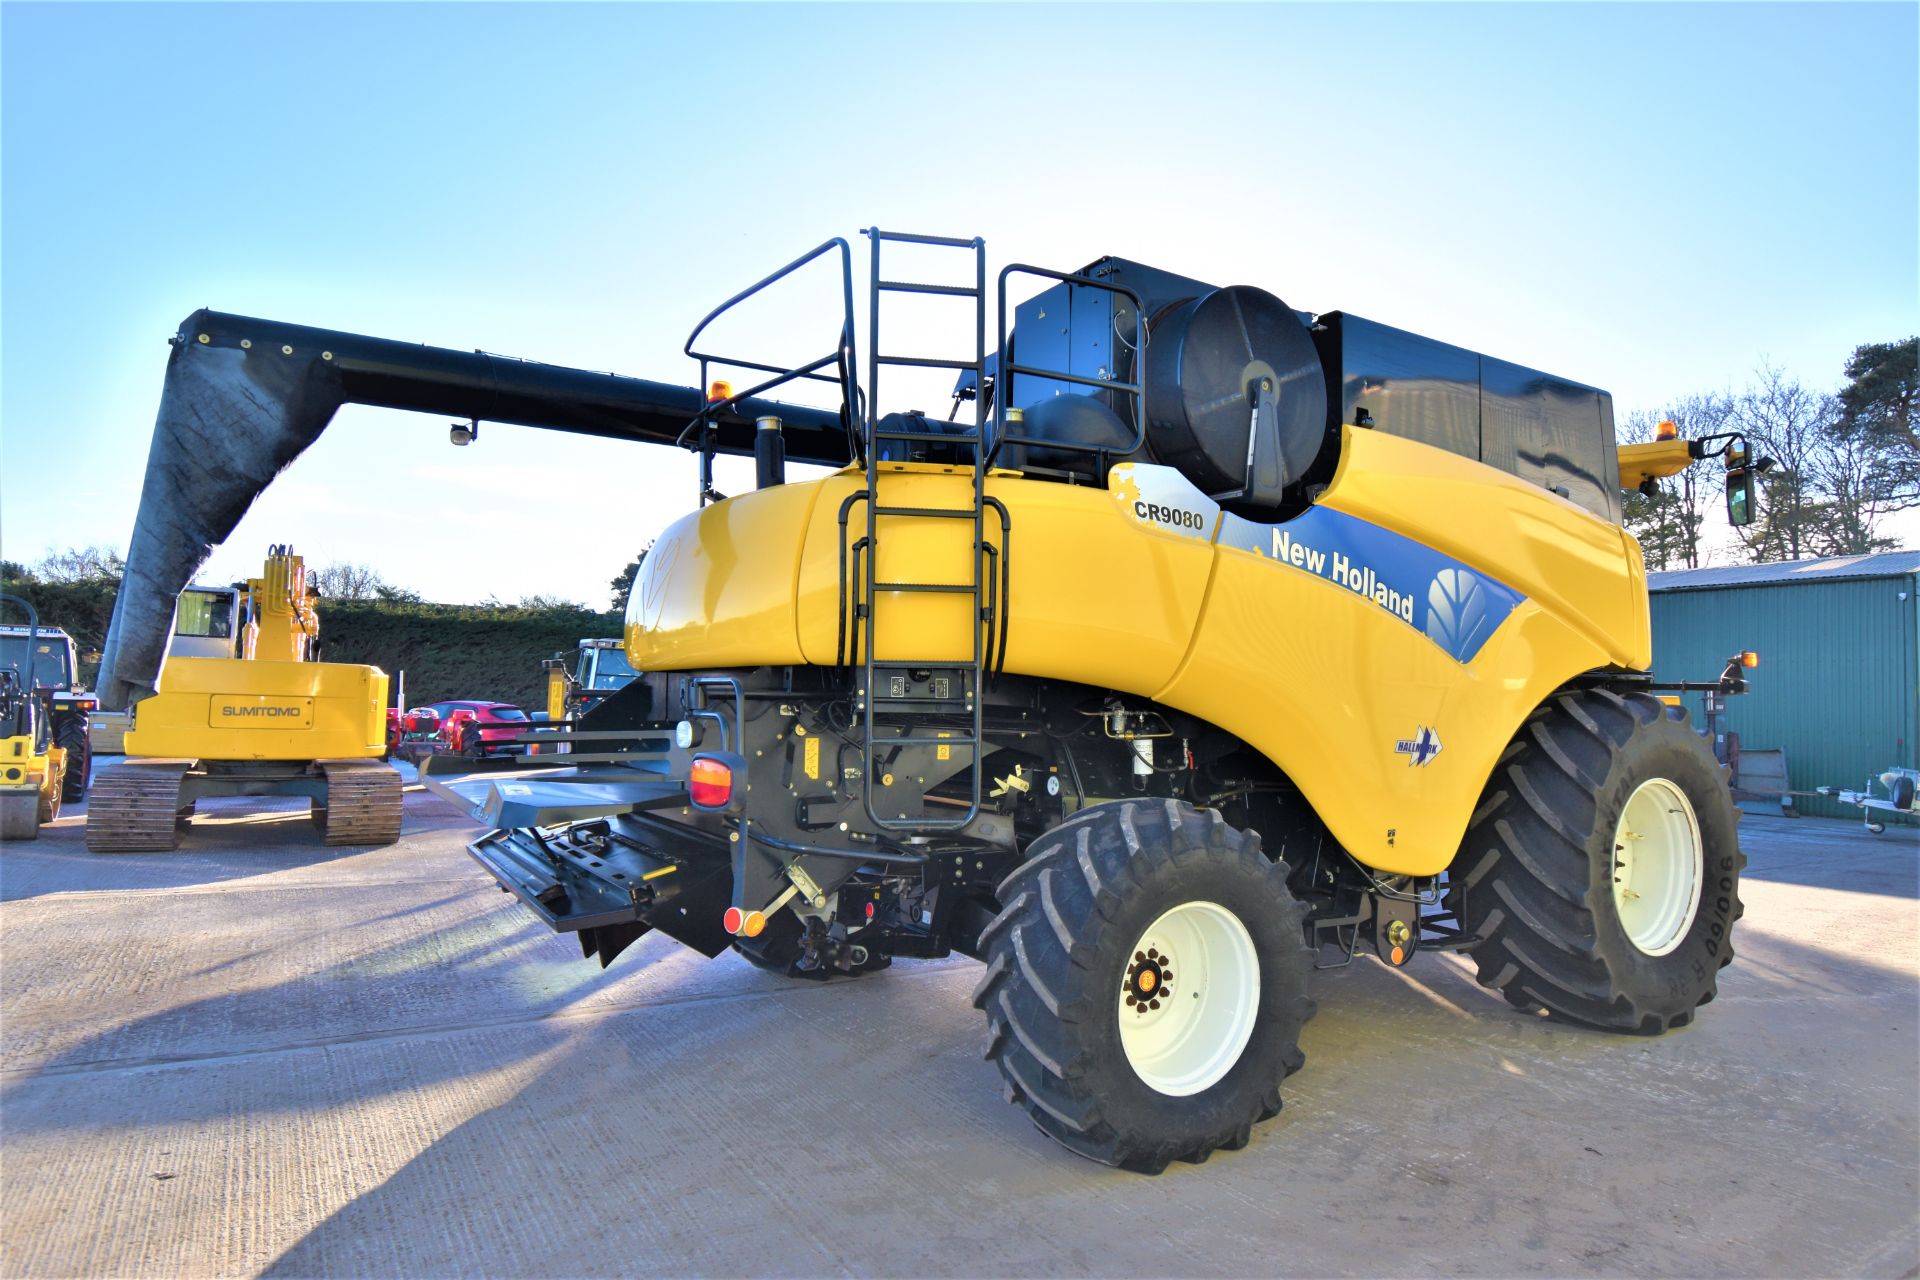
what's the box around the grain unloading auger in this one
[109,230,1762,1171]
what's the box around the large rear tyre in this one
[57,718,90,802]
[1454,688,1744,1033]
[974,799,1315,1173]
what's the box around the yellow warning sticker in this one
[804,735,821,780]
[937,730,951,762]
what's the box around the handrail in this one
[681,238,861,476]
[683,237,855,366]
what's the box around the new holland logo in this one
[1394,726,1443,767]
[1425,568,1499,660]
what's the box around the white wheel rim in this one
[1118,900,1260,1097]
[1611,778,1704,957]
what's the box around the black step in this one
[871,504,978,519]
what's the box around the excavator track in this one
[312,759,403,846]
[85,760,192,852]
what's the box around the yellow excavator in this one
[86,547,399,851]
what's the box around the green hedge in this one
[321,601,622,709]
[0,569,618,711]
[0,574,119,685]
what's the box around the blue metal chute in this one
[418,753,687,829]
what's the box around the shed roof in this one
[1649,550,1920,593]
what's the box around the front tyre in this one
[1455,688,1744,1033]
[973,799,1315,1173]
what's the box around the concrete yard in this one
[2,773,1915,1278]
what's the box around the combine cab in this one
[108,229,1761,1170]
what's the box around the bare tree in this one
[309,561,397,600]
[32,546,125,583]
[516,593,587,611]
[1730,364,1838,562]
[1812,420,1904,555]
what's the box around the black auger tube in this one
[95,310,851,710]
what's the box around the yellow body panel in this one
[126,657,387,761]
[633,462,1214,693]
[1617,439,1696,490]
[626,429,1649,878]
[1,733,53,791]
[627,481,823,668]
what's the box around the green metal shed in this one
[1648,551,1920,821]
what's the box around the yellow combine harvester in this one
[105,229,1766,1171]
[87,547,399,851]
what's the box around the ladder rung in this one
[878,814,975,830]
[890,735,979,748]
[873,581,975,593]
[871,505,977,518]
[874,435,981,450]
[873,230,978,248]
[876,355,976,371]
[867,660,974,670]
[877,280,979,297]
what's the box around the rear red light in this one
[689,757,733,809]
[722,906,745,935]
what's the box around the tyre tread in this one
[975,798,1315,1172]
[1457,687,1743,1034]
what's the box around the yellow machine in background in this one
[86,547,400,851]
[0,596,70,841]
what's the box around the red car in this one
[398,700,530,761]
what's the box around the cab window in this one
[175,589,235,638]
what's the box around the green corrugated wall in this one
[1649,571,1920,819]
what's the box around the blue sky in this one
[3,2,1915,603]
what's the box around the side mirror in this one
[1725,466,1756,528]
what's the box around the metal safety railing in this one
[681,238,863,503]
